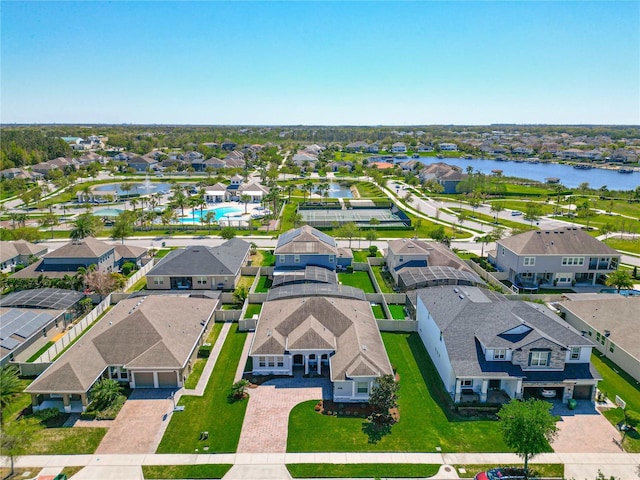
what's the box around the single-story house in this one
[0,240,48,273]
[25,294,218,412]
[249,284,393,402]
[146,238,250,291]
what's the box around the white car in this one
[540,388,557,398]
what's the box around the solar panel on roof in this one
[267,284,366,302]
[13,312,52,339]
[0,337,20,351]
[0,288,83,310]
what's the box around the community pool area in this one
[179,206,244,223]
[92,208,124,217]
[599,288,640,296]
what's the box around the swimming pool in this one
[92,208,124,217]
[599,288,640,296]
[179,206,244,223]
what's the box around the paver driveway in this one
[95,389,175,454]
[237,372,331,453]
[550,400,623,453]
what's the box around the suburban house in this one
[488,227,621,288]
[274,226,352,271]
[385,239,483,291]
[438,143,458,151]
[204,179,269,203]
[146,238,250,291]
[127,156,158,172]
[221,140,237,150]
[418,162,468,194]
[391,142,407,153]
[11,238,147,280]
[25,294,218,412]
[0,288,84,365]
[555,294,640,383]
[0,240,48,273]
[249,284,393,402]
[413,286,600,404]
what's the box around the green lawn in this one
[254,275,272,293]
[449,207,538,232]
[26,341,54,362]
[156,324,248,453]
[371,265,394,293]
[352,250,374,263]
[236,276,255,290]
[604,237,640,255]
[370,304,386,319]
[286,463,440,478]
[255,249,276,266]
[30,427,108,454]
[337,271,376,293]
[184,323,224,389]
[287,333,508,452]
[591,353,640,453]
[142,465,232,479]
[243,303,262,319]
[387,304,406,320]
[454,464,564,478]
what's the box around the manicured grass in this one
[157,324,248,453]
[337,271,375,293]
[26,341,54,362]
[604,237,640,255]
[184,323,224,389]
[354,182,386,198]
[154,248,173,258]
[30,427,108,454]
[254,249,276,266]
[254,275,272,293]
[352,250,372,263]
[221,304,241,310]
[602,408,640,453]
[286,463,440,478]
[287,333,508,452]
[591,353,640,412]
[449,207,538,232]
[236,276,255,290]
[127,276,148,292]
[371,265,394,293]
[61,466,84,478]
[142,464,232,479]
[388,304,406,320]
[243,303,262,319]
[454,464,564,478]
[370,304,385,319]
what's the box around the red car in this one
[475,467,527,480]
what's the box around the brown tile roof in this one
[498,228,620,256]
[26,295,218,394]
[250,296,392,381]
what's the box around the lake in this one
[418,158,639,190]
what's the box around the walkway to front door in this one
[236,371,331,453]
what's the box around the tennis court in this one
[299,207,410,227]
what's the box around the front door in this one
[293,354,303,366]
[489,379,501,390]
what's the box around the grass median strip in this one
[156,324,247,453]
[287,463,440,478]
[454,463,564,478]
[142,464,232,479]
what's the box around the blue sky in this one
[2,1,639,125]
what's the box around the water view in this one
[418,158,639,190]
[179,206,244,223]
[317,182,354,198]
[93,182,175,196]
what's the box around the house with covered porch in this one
[414,285,600,404]
[249,284,393,402]
[25,294,218,412]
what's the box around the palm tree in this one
[90,378,123,410]
[203,211,216,235]
[240,194,251,214]
[284,184,295,201]
[172,190,188,220]
[70,213,100,240]
[605,270,634,292]
[0,365,21,423]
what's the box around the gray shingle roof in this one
[148,239,249,276]
[416,286,594,378]
[45,237,113,259]
[498,227,620,256]
[275,226,337,255]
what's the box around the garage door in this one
[134,372,154,388]
[573,385,592,400]
[157,372,178,388]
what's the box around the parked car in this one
[474,467,527,480]
[510,210,523,216]
[540,388,557,398]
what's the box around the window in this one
[267,358,275,368]
[276,357,284,367]
[42,328,47,338]
[294,255,300,264]
[279,255,285,263]
[502,247,505,256]
[570,347,580,360]
[329,255,335,263]
[530,351,549,367]
[556,273,572,283]
[523,257,535,266]
[562,257,584,266]
[596,332,601,342]
[494,349,506,360]
[196,277,207,285]
[153,278,164,285]
[356,382,369,394]
[609,344,615,353]
[461,379,473,387]
[258,357,266,368]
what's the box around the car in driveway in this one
[540,388,557,398]
[475,467,527,480]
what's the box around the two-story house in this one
[386,239,483,291]
[413,286,600,404]
[0,240,48,273]
[274,226,352,271]
[391,142,407,153]
[488,228,621,288]
[438,142,458,151]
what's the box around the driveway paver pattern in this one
[236,373,331,453]
[551,401,623,453]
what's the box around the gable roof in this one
[26,295,218,394]
[0,242,19,263]
[148,239,250,277]
[416,286,595,378]
[250,295,392,382]
[5,240,47,257]
[114,244,147,260]
[45,237,114,259]
[275,226,338,255]
[498,227,620,256]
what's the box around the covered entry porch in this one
[291,351,331,376]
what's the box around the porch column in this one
[480,379,489,403]
[153,372,159,388]
[176,370,182,388]
[317,355,321,375]
[31,394,40,412]
[80,393,88,412]
[454,379,462,403]
[63,394,71,413]
[515,379,523,400]
[304,356,309,375]
[592,274,596,285]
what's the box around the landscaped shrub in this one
[31,407,60,423]
[121,262,136,276]
[95,395,126,420]
[625,410,640,429]
[198,343,212,358]
[345,265,354,273]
